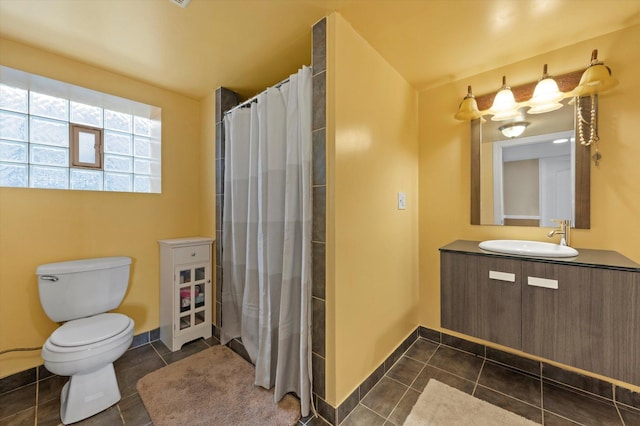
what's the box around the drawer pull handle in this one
[489,270,515,282]
[528,276,558,289]
[191,252,196,256]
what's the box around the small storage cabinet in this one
[159,237,213,351]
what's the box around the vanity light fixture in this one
[454,49,618,166]
[574,49,618,96]
[454,49,617,123]
[488,76,520,121]
[528,64,564,114]
[454,86,483,120]
[573,50,617,161]
[499,121,529,138]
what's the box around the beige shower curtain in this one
[221,66,312,416]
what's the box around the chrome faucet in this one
[547,219,571,246]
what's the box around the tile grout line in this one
[417,362,477,387]
[378,341,443,425]
[150,342,169,367]
[116,404,125,424]
[541,376,619,404]
[474,382,544,412]
[384,347,436,425]
[34,366,39,426]
[471,357,486,396]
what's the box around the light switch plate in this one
[398,192,406,210]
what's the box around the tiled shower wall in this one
[311,16,327,408]
[214,88,238,343]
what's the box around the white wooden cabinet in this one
[159,237,213,351]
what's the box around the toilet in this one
[36,256,135,425]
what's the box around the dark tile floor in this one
[307,338,640,426]
[0,337,220,426]
[2,336,639,426]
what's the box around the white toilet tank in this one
[37,257,132,322]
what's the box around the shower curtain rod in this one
[223,75,291,116]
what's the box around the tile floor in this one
[306,338,640,426]
[0,337,220,426]
[2,336,639,426]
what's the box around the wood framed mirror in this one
[470,70,591,229]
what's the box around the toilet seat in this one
[50,313,130,347]
[43,314,134,363]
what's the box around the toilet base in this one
[59,363,121,424]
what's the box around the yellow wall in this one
[325,13,419,406]
[418,25,640,390]
[0,38,203,378]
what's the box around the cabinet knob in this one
[191,252,196,256]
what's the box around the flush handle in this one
[41,275,59,282]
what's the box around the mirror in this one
[470,71,591,229]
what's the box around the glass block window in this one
[0,66,161,193]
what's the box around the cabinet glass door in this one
[175,263,209,333]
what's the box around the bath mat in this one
[403,379,540,425]
[136,345,300,425]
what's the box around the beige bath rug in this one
[403,379,540,425]
[136,345,300,425]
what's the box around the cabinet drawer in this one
[174,245,210,264]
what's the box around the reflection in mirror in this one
[480,99,574,227]
[470,73,591,229]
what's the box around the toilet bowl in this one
[42,313,134,375]
[41,313,134,424]
[37,257,134,425]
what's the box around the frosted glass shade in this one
[574,49,618,96]
[574,63,618,96]
[454,86,482,120]
[489,77,519,121]
[455,96,482,120]
[528,76,564,115]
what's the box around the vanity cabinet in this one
[441,252,521,348]
[159,237,213,351]
[440,240,640,386]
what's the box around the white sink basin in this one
[479,240,579,258]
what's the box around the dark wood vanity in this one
[440,240,640,386]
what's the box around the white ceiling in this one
[0,0,638,100]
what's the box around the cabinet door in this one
[175,262,210,333]
[441,252,521,349]
[522,262,640,385]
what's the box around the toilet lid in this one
[50,313,131,347]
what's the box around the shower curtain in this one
[221,66,312,416]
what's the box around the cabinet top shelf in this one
[441,240,640,272]
[158,237,214,247]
